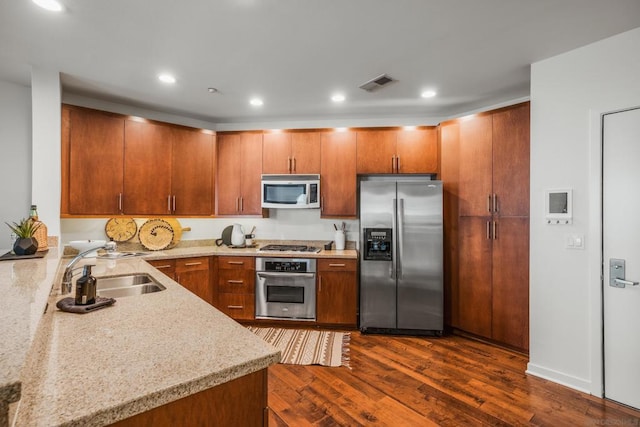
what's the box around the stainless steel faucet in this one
[61,241,117,294]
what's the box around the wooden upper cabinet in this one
[64,106,125,215]
[217,132,263,215]
[262,132,291,174]
[320,131,357,217]
[396,128,438,173]
[123,120,173,215]
[356,128,438,174]
[492,102,530,217]
[290,132,321,174]
[171,128,214,216]
[356,130,396,174]
[263,131,321,174]
[458,115,493,217]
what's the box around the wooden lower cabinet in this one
[147,257,213,305]
[457,216,529,351]
[216,256,255,320]
[316,259,358,327]
[111,368,267,427]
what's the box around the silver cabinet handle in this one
[184,262,202,266]
[227,261,244,265]
[154,264,172,269]
[487,194,492,213]
[328,263,346,267]
[172,195,176,212]
[486,221,491,239]
[118,193,123,213]
[240,197,243,212]
[493,193,498,213]
[493,221,497,240]
[318,276,322,292]
[167,195,172,213]
[227,280,244,284]
[396,156,400,173]
[391,156,396,173]
[614,278,639,288]
[287,157,292,172]
[227,305,244,309]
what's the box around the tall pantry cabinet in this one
[442,102,530,352]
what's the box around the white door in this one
[603,107,640,410]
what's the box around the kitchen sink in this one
[96,274,165,298]
[97,251,148,259]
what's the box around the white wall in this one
[0,80,32,250]
[31,68,61,245]
[528,27,640,394]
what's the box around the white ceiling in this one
[2,0,640,125]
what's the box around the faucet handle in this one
[105,241,117,252]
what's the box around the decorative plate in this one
[105,217,138,242]
[138,219,174,251]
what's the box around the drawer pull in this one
[227,261,245,265]
[154,264,172,269]
[329,263,346,267]
[227,280,244,284]
[227,305,244,309]
[184,262,203,266]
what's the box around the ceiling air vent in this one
[359,74,396,92]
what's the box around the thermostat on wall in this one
[545,189,572,224]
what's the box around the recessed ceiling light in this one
[421,90,437,98]
[207,87,218,93]
[403,126,417,131]
[250,98,264,107]
[158,74,176,84]
[32,0,63,11]
[334,127,348,133]
[331,94,346,103]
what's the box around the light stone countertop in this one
[4,240,357,426]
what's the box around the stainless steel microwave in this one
[261,174,320,209]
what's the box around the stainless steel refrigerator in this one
[359,175,443,335]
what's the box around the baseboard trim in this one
[526,362,592,394]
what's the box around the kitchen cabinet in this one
[124,120,214,216]
[61,105,214,217]
[320,130,357,217]
[147,257,214,305]
[454,102,530,351]
[216,256,255,320]
[316,258,358,327]
[356,128,438,174]
[216,132,264,216]
[61,105,125,215]
[262,131,321,174]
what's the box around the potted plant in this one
[6,218,41,255]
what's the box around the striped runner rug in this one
[248,327,350,368]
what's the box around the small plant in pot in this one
[6,218,41,256]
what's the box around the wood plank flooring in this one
[267,332,640,426]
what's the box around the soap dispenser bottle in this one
[75,265,97,305]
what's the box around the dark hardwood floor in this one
[267,332,640,426]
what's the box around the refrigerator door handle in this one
[397,198,405,279]
[391,198,398,279]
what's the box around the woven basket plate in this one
[138,219,174,251]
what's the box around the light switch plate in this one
[565,234,585,249]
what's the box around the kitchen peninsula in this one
[3,248,282,426]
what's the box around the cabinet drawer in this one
[176,256,209,272]
[218,256,255,270]
[318,258,357,272]
[218,293,255,320]
[218,269,254,294]
[147,259,176,276]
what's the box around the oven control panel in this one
[265,261,308,272]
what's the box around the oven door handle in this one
[257,272,316,279]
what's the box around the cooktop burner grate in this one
[259,244,321,253]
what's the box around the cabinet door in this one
[67,108,124,215]
[176,257,212,305]
[317,259,358,326]
[492,103,530,217]
[491,217,529,351]
[458,115,493,216]
[262,132,291,174]
[291,131,321,174]
[216,134,242,215]
[457,216,492,338]
[396,128,438,173]
[320,131,357,217]
[356,129,396,174]
[239,133,263,215]
[171,128,214,215]
[124,120,172,215]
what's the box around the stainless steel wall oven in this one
[255,258,316,321]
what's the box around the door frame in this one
[588,104,640,398]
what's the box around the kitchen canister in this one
[335,230,346,250]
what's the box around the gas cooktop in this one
[259,244,321,253]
